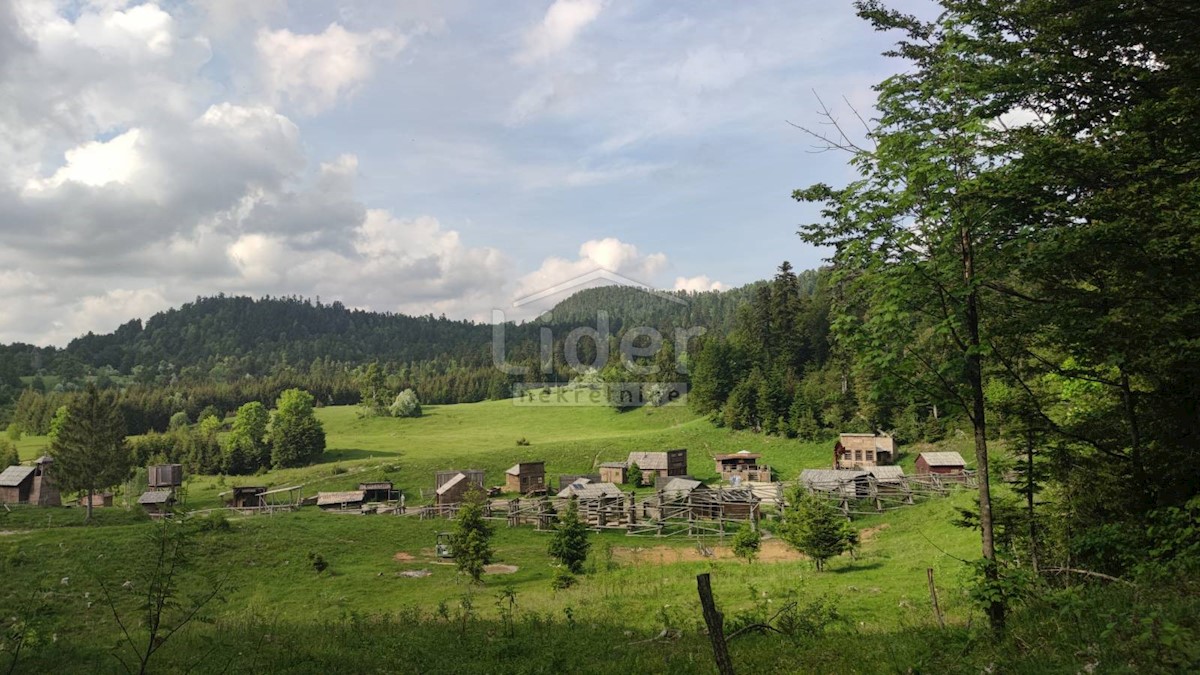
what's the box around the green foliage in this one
[777,490,857,571]
[308,551,329,575]
[47,406,69,442]
[548,499,590,574]
[388,389,422,418]
[192,511,232,533]
[49,386,131,517]
[168,411,190,430]
[270,389,326,469]
[224,401,270,475]
[449,488,494,583]
[5,423,20,442]
[627,462,643,487]
[731,522,761,563]
[550,569,577,590]
[0,439,18,468]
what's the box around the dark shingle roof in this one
[138,490,174,505]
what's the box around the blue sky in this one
[0,0,916,345]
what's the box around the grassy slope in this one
[1,398,989,671]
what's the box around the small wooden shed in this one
[627,449,688,483]
[359,481,395,502]
[598,461,628,484]
[138,490,175,517]
[0,465,34,504]
[714,451,770,481]
[435,473,475,506]
[799,469,871,499]
[435,470,484,491]
[504,462,545,494]
[915,452,966,475]
[79,492,114,508]
[225,486,267,508]
[148,464,184,489]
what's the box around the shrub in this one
[732,522,762,563]
[192,511,231,533]
[551,569,577,590]
[388,389,422,418]
[548,499,590,574]
[308,552,329,574]
[0,439,19,469]
[777,490,858,571]
[515,437,530,446]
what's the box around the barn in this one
[915,451,967,475]
[835,433,896,468]
[138,490,175,517]
[627,449,688,483]
[598,461,628,484]
[504,462,545,495]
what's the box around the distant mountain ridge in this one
[0,281,765,378]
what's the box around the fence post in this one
[927,567,945,629]
[696,573,735,675]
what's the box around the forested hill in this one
[0,281,762,380]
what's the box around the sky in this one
[0,0,912,346]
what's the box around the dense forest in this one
[0,286,758,434]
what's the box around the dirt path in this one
[612,538,805,564]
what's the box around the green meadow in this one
[9,397,1123,674]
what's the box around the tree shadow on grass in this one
[828,561,884,574]
[321,448,402,462]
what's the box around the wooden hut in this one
[504,462,545,494]
[148,464,184,489]
[915,452,966,475]
[0,465,35,504]
[557,473,600,489]
[627,449,688,483]
[317,490,366,510]
[557,479,623,500]
[714,451,770,482]
[358,481,395,502]
[138,490,175,517]
[0,457,60,506]
[835,434,895,469]
[79,492,114,508]
[435,473,475,506]
[598,461,628,484]
[225,486,267,508]
[435,470,484,491]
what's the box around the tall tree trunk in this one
[1118,369,1147,506]
[962,226,1005,634]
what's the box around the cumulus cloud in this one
[517,0,605,64]
[674,275,726,292]
[256,23,406,115]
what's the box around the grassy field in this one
[1,397,1002,673]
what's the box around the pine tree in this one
[548,498,591,574]
[450,488,495,583]
[49,385,132,520]
[777,489,857,572]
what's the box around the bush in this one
[0,439,19,468]
[732,522,762,563]
[192,511,231,533]
[388,389,422,418]
[551,569,577,590]
[308,552,329,574]
[515,437,530,446]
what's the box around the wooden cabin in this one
[79,492,114,508]
[915,452,967,475]
[557,473,600,489]
[714,451,770,482]
[627,449,688,483]
[358,481,395,502]
[504,462,545,494]
[435,473,475,506]
[0,456,60,506]
[835,434,895,469]
[598,461,628,484]
[557,479,623,500]
[148,464,184,489]
[435,470,484,491]
[225,486,267,508]
[138,490,175,517]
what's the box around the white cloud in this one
[509,237,668,315]
[256,23,406,115]
[517,0,605,64]
[674,275,726,292]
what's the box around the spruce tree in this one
[548,498,591,574]
[450,488,495,583]
[49,385,132,520]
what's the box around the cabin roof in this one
[558,480,622,500]
[436,473,467,495]
[838,433,896,453]
[799,469,869,484]
[627,449,684,470]
[918,451,967,467]
[867,466,906,482]
[0,466,34,487]
[316,490,366,506]
[599,461,628,469]
[661,477,704,495]
[137,490,174,505]
[715,451,761,461]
